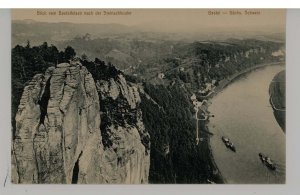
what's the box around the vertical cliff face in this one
[96,74,150,183]
[12,62,150,184]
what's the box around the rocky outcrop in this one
[12,62,150,184]
[96,74,150,183]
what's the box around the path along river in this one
[208,64,285,184]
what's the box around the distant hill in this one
[12,20,285,47]
[12,20,285,84]
[12,20,138,46]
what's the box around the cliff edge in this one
[12,62,150,184]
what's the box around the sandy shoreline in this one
[201,61,284,184]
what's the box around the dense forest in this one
[161,40,284,90]
[140,82,223,183]
[11,40,284,183]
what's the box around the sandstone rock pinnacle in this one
[12,62,150,184]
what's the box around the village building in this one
[157,72,165,79]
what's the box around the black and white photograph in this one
[10,9,286,184]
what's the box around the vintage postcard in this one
[11,9,285,184]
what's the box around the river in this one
[208,64,285,184]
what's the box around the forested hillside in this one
[11,39,284,183]
[140,82,222,183]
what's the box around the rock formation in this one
[12,62,150,184]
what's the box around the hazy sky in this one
[12,9,285,33]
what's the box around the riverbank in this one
[199,116,225,183]
[200,61,284,101]
[269,70,285,132]
[199,61,284,184]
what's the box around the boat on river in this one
[221,136,236,152]
[259,153,276,170]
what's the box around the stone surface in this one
[96,73,150,184]
[12,63,150,184]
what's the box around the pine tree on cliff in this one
[64,46,76,61]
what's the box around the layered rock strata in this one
[12,62,150,184]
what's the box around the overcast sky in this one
[12,9,285,33]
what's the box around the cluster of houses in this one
[190,93,210,122]
[198,80,217,97]
[190,93,203,109]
